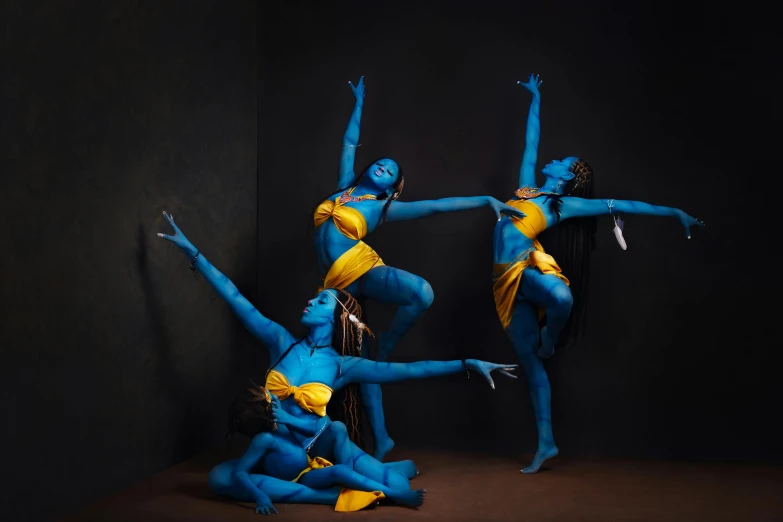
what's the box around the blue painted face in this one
[362,158,399,193]
[541,156,578,181]
[301,290,338,326]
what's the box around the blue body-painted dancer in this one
[157,212,517,511]
[493,74,704,474]
[313,76,525,460]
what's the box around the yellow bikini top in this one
[313,188,376,240]
[505,199,548,239]
[265,369,333,417]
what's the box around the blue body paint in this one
[315,77,525,460]
[157,211,517,510]
[496,74,704,474]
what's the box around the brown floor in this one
[60,447,783,522]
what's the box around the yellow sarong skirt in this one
[319,241,384,291]
[492,240,570,329]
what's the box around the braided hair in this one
[541,158,597,351]
[326,289,374,444]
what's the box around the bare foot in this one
[521,445,559,474]
[389,488,426,508]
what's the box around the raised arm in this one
[338,76,366,189]
[334,358,517,390]
[517,74,543,189]
[383,196,526,223]
[559,198,705,238]
[156,211,294,361]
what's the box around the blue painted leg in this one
[506,300,559,473]
[353,266,434,461]
[520,268,573,359]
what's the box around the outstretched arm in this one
[384,196,526,223]
[559,198,705,238]
[334,358,517,390]
[338,77,366,189]
[517,74,543,189]
[156,212,294,361]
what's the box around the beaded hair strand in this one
[326,289,374,443]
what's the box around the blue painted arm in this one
[334,358,517,390]
[517,74,543,188]
[232,434,277,512]
[270,395,330,437]
[338,77,366,189]
[559,198,705,237]
[157,212,295,362]
[384,196,526,223]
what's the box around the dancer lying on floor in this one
[209,385,422,514]
[493,73,705,473]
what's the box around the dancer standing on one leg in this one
[493,74,704,473]
[313,76,524,460]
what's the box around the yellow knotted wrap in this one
[291,455,386,512]
[313,189,374,241]
[264,369,333,417]
[506,198,547,239]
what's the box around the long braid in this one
[539,159,597,351]
[328,289,374,444]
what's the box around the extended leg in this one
[208,461,339,505]
[298,465,425,508]
[351,266,434,461]
[506,300,559,474]
[520,268,573,359]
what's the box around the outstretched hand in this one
[156,211,194,253]
[466,360,518,389]
[255,495,278,515]
[349,76,365,101]
[676,210,705,239]
[489,197,526,221]
[517,73,542,98]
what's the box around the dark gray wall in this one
[257,1,779,463]
[1,2,258,521]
